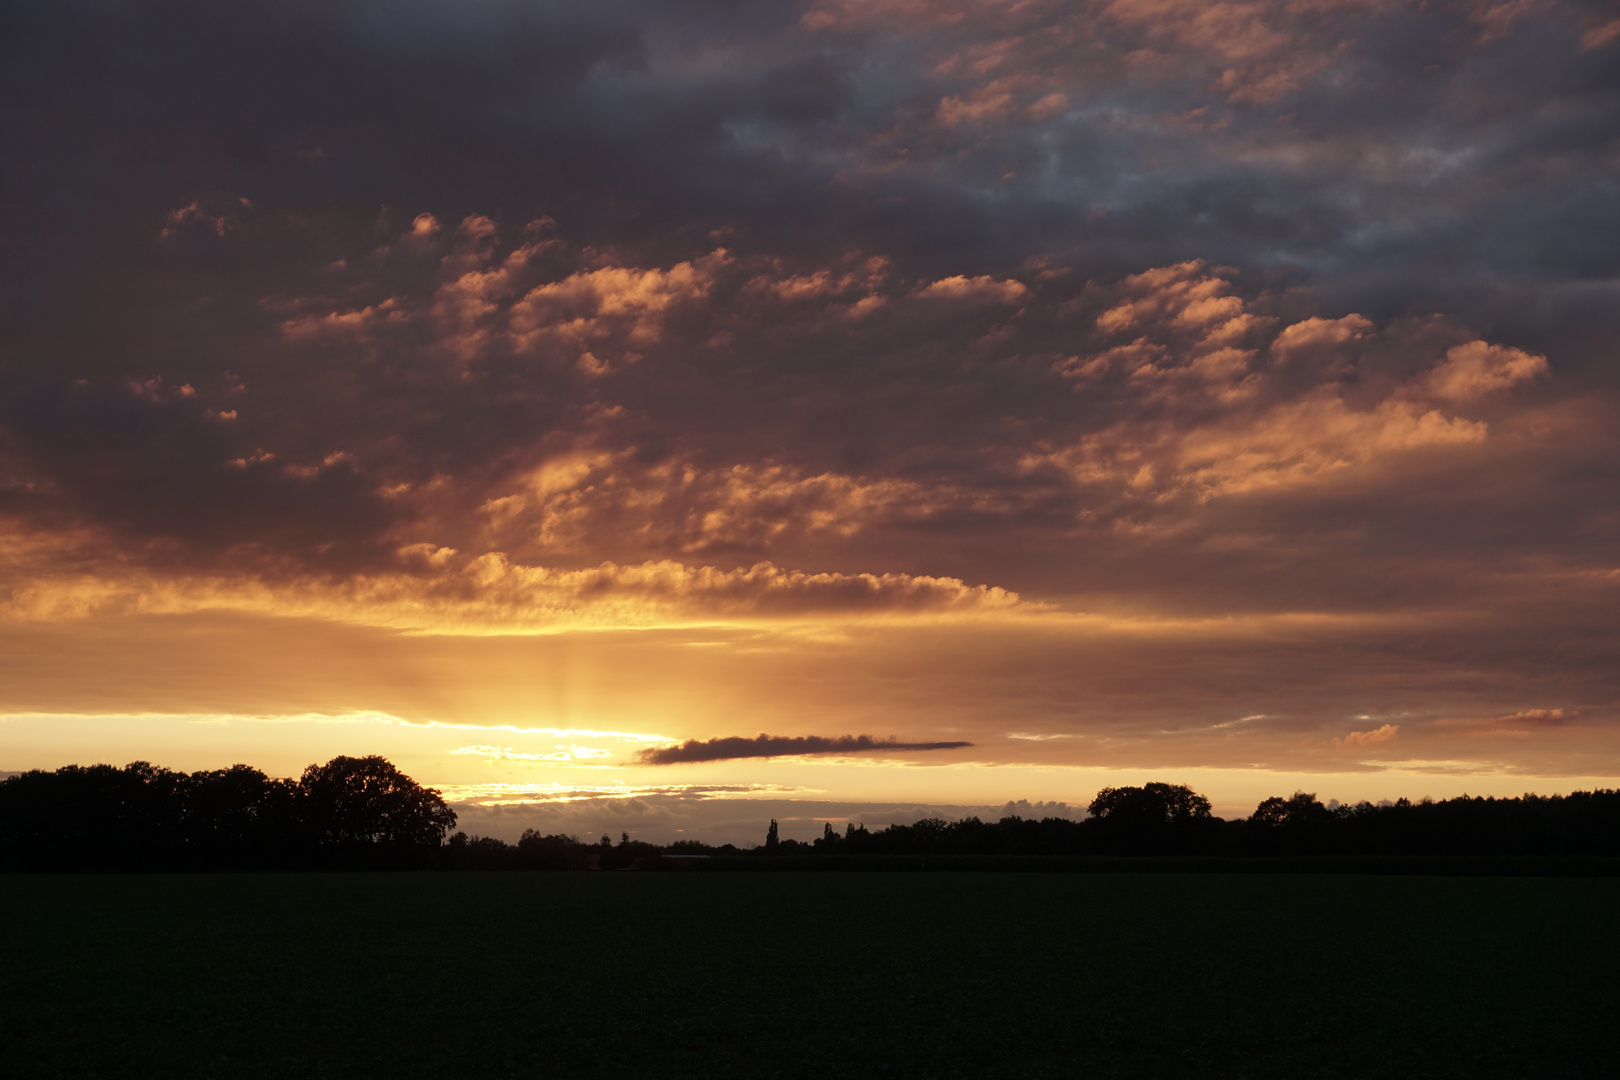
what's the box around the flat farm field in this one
[3,872,1616,1079]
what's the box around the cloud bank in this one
[639,734,975,764]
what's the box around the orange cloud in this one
[1425,341,1549,403]
[1496,708,1577,727]
[1438,709,1580,737]
[805,0,1391,105]
[509,252,728,371]
[916,274,1027,302]
[478,455,930,558]
[1036,262,1543,503]
[274,221,730,376]
[1270,315,1374,362]
[0,549,1027,633]
[1332,723,1399,749]
[1583,17,1620,51]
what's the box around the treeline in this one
[459,782,1620,866]
[4,763,1620,871]
[0,757,456,871]
[748,784,1620,859]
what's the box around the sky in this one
[2,0,1618,844]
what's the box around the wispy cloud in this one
[449,744,615,764]
[1332,724,1400,750]
[1436,708,1580,737]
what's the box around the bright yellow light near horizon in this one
[5,710,1620,834]
[449,744,618,763]
[435,781,813,805]
[0,710,672,783]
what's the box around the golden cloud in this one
[1332,723,1400,749]
[0,543,1026,634]
[1037,261,1546,502]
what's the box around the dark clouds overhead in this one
[1,0,1617,777]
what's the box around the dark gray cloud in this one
[639,734,974,764]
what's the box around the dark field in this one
[3,873,1617,1079]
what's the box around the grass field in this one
[3,872,1617,1079]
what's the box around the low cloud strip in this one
[639,733,974,764]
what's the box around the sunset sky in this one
[3,0,1617,844]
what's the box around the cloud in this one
[1033,261,1545,504]
[1332,723,1399,749]
[0,238,1592,640]
[274,224,729,376]
[0,543,1027,632]
[638,733,975,764]
[1583,17,1620,51]
[1426,341,1549,403]
[478,454,933,559]
[1270,315,1374,363]
[916,275,1027,303]
[508,251,729,375]
[1495,708,1576,728]
[1164,393,1487,497]
[1437,708,1581,737]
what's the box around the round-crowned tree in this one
[1089,782,1212,826]
[1087,782,1215,854]
[1248,790,1337,854]
[297,756,457,848]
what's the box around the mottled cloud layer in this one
[1,0,1616,784]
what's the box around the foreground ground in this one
[3,872,1616,1079]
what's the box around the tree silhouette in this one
[1090,783,1212,824]
[1088,782,1215,854]
[181,765,299,867]
[1247,791,1337,855]
[6,759,1618,870]
[1251,791,1330,827]
[296,755,456,848]
[515,829,585,870]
